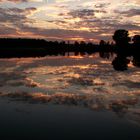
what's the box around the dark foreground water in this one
[0,98,140,140]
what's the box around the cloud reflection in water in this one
[0,56,140,125]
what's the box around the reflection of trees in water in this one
[111,30,140,71]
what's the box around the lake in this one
[0,54,140,139]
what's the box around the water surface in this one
[0,55,140,139]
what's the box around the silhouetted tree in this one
[132,35,140,67]
[86,42,94,55]
[99,40,106,58]
[112,29,131,71]
[74,41,80,56]
[99,40,111,59]
[80,41,86,56]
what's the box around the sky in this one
[0,0,140,43]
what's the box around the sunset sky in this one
[0,0,140,42]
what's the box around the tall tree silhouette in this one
[132,35,140,67]
[112,29,131,71]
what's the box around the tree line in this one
[0,38,107,58]
[0,29,140,71]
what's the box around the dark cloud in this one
[16,24,116,41]
[0,7,37,37]
[58,8,139,38]
[0,25,16,35]
[57,7,140,39]
[66,9,96,19]
[94,3,111,8]
[0,0,28,2]
[9,7,36,13]
[114,9,140,17]
[0,7,36,24]
[1,13,139,42]
[0,22,105,41]
[67,12,140,32]
[59,9,107,20]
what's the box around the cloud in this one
[59,9,107,19]
[0,9,139,42]
[0,7,37,24]
[0,0,44,2]
[67,9,95,19]
[0,0,139,41]
[0,7,38,37]
[0,25,17,35]
[94,3,111,8]
[115,9,140,17]
[0,0,28,2]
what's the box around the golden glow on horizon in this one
[100,33,113,37]
[69,56,84,59]
[129,30,140,37]
[68,37,85,41]
[76,27,90,32]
